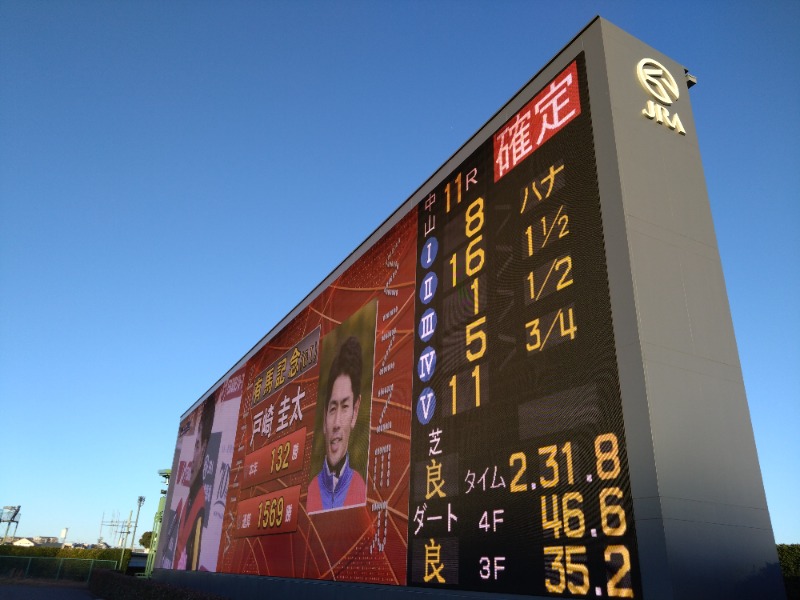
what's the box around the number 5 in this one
[566,546,589,594]
[466,316,487,361]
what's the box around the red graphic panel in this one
[216,208,418,585]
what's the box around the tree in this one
[139,531,152,549]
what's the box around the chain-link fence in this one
[0,555,117,583]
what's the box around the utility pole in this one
[118,510,132,571]
[100,510,125,546]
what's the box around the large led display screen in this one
[157,52,642,598]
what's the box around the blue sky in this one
[1,0,797,548]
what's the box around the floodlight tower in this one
[144,469,171,578]
[130,496,146,551]
[1,506,21,544]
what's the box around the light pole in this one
[130,496,145,551]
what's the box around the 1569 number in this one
[256,496,285,529]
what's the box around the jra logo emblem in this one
[636,58,686,136]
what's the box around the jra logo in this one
[636,58,686,136]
